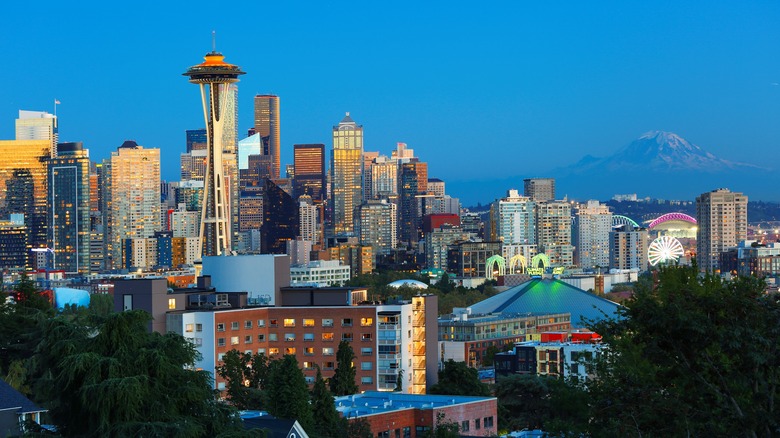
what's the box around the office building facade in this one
[331,113,363,236]
[254,95,280,179]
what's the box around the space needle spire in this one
[183,45,245,257]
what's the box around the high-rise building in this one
[0,215,29,270]
[262,179,298,254]
[180,149,207,181]
[298,195,319,244]
[356,199,397,257]
[425,224,470,271]
[16,110,58,152]
[331,113,364,236]
[293,144,326,201]
[523,178,555,202]
[107,141,161,269]
[184,49,245,257]
[238,133,263,171]
[186,129,207,152]
[489,189,535,245]
[0,139,52,250]
[609,225,648,271]
[48,142,91,274]
[696,188,748,273]
[370,155,398,198]
[535,201,573,267]
[573,200,612,270]
[362,151,379,201]
[254,95,280,179]
[399,161,425,246]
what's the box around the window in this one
[168,298,176,310]
[324,361,335,370]
[258,334,265,342]
[305,376,315,384]
[322,318,333,327]
[361,333,373,341]
[475,418,481,430]
[323,347,334,356]
[191,337,203,346]
[270,319,278,327]
[303,318,315,327]
[269,348,279,356]
[217,338,225,347]
[245,320,252,329]
[342,333,353,342]
[361,362,372,370]
[322,333,334,341]
[231,322,239,330]
[342,318,353,327]
[285,333,296,341]
[361,376,373,385]
[461,421,470,432]
[185,324,194,333]
[304,333,315,342]
[258,319,265,327]
[484,416,494,428]
[218,353,225,361]
[361,347,373,356]
[217,323,225,332]
[257,348,266,355]
[303,361,314,370]
[196,323,203,332]
[285,347,296,354]
[284,318,295,327]
[304,347,315,355]
[245,335,253,344]
[269,334,277,342]
[361,317,373,326]
[217,382,226,390]
[231,336,239,346]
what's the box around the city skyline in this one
[2,3,780,205]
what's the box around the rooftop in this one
[335,391,495,419]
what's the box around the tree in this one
[428,360,490,397]
[419,412,460,438]
[345,418,373,438]
[330,340,358,396]
[266,355,315,432]
[216,350,267,410]
[311,366,346,437]
[584,266,780,437]
[31,310,242,437]
[437,272,454,293]
[395,368,404,392]
[0,274,52,377]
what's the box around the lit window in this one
[217,382,226,390]
[231,337,239,346]
[285,347,296,354]
[322,333,334,341]
[303,318,315,327]
[284,319,295,327]
[323,347,334,356]
[342,333,353,342]
[168,298,176,310]
[285,333,296,341]
[360,317,373,327]
[185,324,194,333]
[361,333,372,341]
[218,353,225,361]
[269,319,278,327]
[269,348,279,356]
[305,376,315,384]
[303,362,314,370]
[304,347,315,355]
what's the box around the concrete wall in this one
[202,255,291,305]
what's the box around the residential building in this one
[327,243,373,276]
[447,241,501,278]
[290,260,350,286]
[488,189,535,245]
[48,142,91,274]
[696,188,748,273]
[573,200,612,270]
[425,224,471,271]
[523,178,555,202]
[535,201,574,267]
[609,225,648,271]
[356,199,397,257]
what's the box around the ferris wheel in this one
[648,236,684,266]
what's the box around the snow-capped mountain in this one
[565,131,764,174]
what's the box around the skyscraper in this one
[489,189,535,245]
[48,142,91,274]
[184,49,245,257]
[108,141,161,269]
[535,200,573,267]
[356,199,397,257]
[185,129,207,152]
[254,94,280,179]
[0,139,52,250]
[331,113,363,236]
[262,179,298,254]
[293,144,326,201]
[16,110,58,152]
[523,178,555,202]
[609,225,648,271]
[696,188,748,273]
[573,200,612,270]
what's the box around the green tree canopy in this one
[31,310,242,437]
[215,350,268,410]
[330,340,358,396]
[584,266,780,437]
[266,355,315,432]
[311,366,345,437]
[428,360,490,397]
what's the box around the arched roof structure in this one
[648,213,697,229]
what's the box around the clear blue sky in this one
[2,1,779,205]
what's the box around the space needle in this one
[183,39,245,257]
